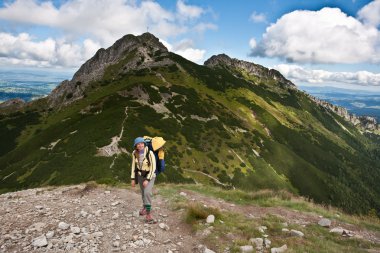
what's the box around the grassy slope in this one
[0,52,379,216]
[157,183,380,253]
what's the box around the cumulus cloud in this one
[250,7,380,64]
[0,0,214,67]
[161,39,206,64]
[358,0,380,27]
[176,0,204,20]
[0,32,101,68]
[275,64,380,87]
[250,12,267,23]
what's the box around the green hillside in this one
[0,33,379,216]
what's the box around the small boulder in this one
[249,238,263,249]
[329,227,344,235]
[71,226,81,234]
[240,245,254,253]
[318,218,331,227]
[58,222,70,230]
[206,215,215,224]
[32,235,48,247]
[290,229,304,237]
[271,244,287,253]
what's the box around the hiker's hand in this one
[131,180,135,187]
[143,180,149,188]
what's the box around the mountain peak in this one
[48,33,169,108]
[204,54,295,87]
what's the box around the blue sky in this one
[0,0,379,92]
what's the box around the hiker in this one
[131,137,157,223]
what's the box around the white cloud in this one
[249,38,257,49]
[176,0,204,20]
[275,64,380,88]
[250,7,380,64]
[161,39,206,64]
[250,12,267,23]
[193,22,218,33]
[0,32,100,68]
[358,0,380,27]
[0,0,214,67]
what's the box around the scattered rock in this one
[204,247,216,253]
[32,235,48,247]
[249,238,263,250]
[271,244,287,253]
[111,201,120,206]
[206,215,215,224]
[46,231,54,239]
[264,238,271,248]
[179,192,187,196]
[329,227,344,235]
[58,222,70,230]
[318,218,332,227]
[71,226,81,234]
[290,229,304,237]
[240,245,254,252]
[159,223,170,231]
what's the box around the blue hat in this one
[133,137,145,147]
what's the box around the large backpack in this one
[143,136,166,175]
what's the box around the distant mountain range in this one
[0,33,379,216]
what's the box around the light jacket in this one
[131,146,156,181]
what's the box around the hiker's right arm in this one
[131,153,136,187]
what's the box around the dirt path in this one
[0,184,202,253]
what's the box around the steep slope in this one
[0,33,379,216]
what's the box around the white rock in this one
[318,218,331,227]
[35,205,44,210]
[240,245,254,252]
[71,226,81,234]
[204,247,216,253]
[111,201,120,206]
[271,244,287,253]
[249,238,263,249]
[46,231,54,239]
[113,241,120,247]
[206,215,215,224]
[80,210,88,217]
[329,227,344,235]
[264,238,272,248]
[290,229,304,237]
[32,235,48,247]
[105,191,111,194]
[282,228,289,232]
[179,192,187,196]
[58,222,70,230]
[112,212,119,219]
[159,223,170,231]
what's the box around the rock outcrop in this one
[204,54,295,87]
[308,94,379,133]
[47,33,170,109]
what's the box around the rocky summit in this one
[0,33,379,217]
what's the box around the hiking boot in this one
[145,213,157,224]
[139,207,147,216]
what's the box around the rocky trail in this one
[0,184,201,253]
[1,184,379,253]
